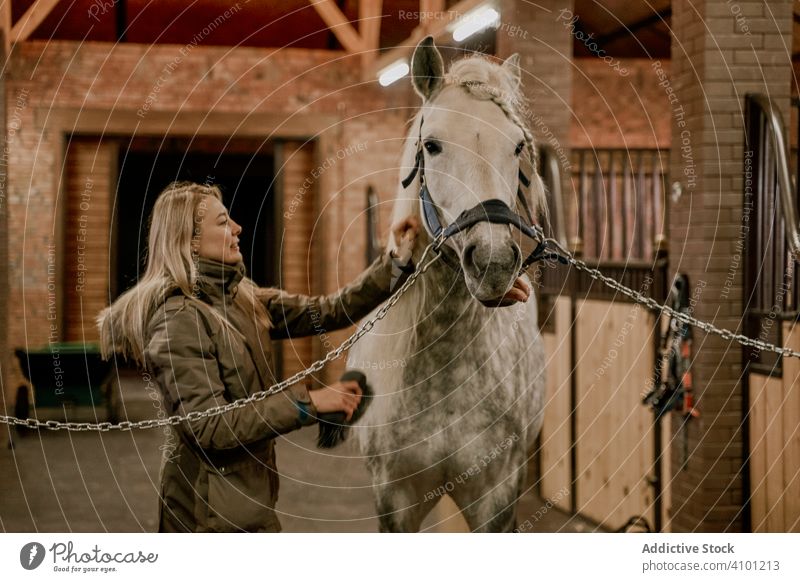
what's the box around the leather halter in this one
[401,114,561,272]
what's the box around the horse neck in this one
[412,257,491,342]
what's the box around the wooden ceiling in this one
[573,0,671,59]
[11,0,798,62]
[9,0,423,50]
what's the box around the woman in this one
[98,181,420,532]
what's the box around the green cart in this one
[14,342,116,422]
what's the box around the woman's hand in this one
[390,215,420,263]
[308,381,363,421]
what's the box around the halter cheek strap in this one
[516,167,535,226]
[401,150,448,239]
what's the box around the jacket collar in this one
[195,257,246,302]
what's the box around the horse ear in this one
[411,36,444,100]
[502,53,522,88]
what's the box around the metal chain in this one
[7,230,797,432]
[537,237,800,360]
[0,240,446,432]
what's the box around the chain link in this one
[0,241,445,432]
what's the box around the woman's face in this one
[195,196,243,264]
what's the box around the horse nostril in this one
[510,243,521,266]
[463,243,477,270]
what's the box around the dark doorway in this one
[112,139,277,298]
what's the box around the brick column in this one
[668,0,793,531]
[63,140,114,342]
[280,141,315,382]
[496,0,573,243]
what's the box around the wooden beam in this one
[39,107,340,141]
[116,0,127,43]
[310,0,365,53]
[421,0,446,10]
[0,0,11,53]
[11,0,60,43]
[359,0,382,67]
[420,0,446,32]
[364,0,485,81]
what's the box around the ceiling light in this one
[452,5,500,42]
[378,60,410,87]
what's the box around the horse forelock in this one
[444,59,536,166]
[445,56,522,104]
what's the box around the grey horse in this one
[349,37,548,533]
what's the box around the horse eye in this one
[515,141,525,156]
[424,140,442,155]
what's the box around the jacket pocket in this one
[205,458,281,532]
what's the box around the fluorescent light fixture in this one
[452,5,500,42]
[378,60,410,87]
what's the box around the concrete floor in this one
[0,371,592,533]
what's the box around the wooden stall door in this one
[539,296,671,530]
[539,296,573,512]
[574,299,657,526]
[748,321,800,532]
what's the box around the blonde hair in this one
[97,181,270,364]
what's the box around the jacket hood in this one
[195,257,246,303]
[98,257,247,362]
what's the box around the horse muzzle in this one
[445,199,548,268]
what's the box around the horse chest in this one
[352,277,545,462]
[400,313,539,416]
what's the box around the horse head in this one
[403,36,548,305]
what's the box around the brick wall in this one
[497,0,573,165]
[314,108,416,382]
[668,0,793,532]
[571,58,671,149]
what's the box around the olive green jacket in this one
[145,251,402,532]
